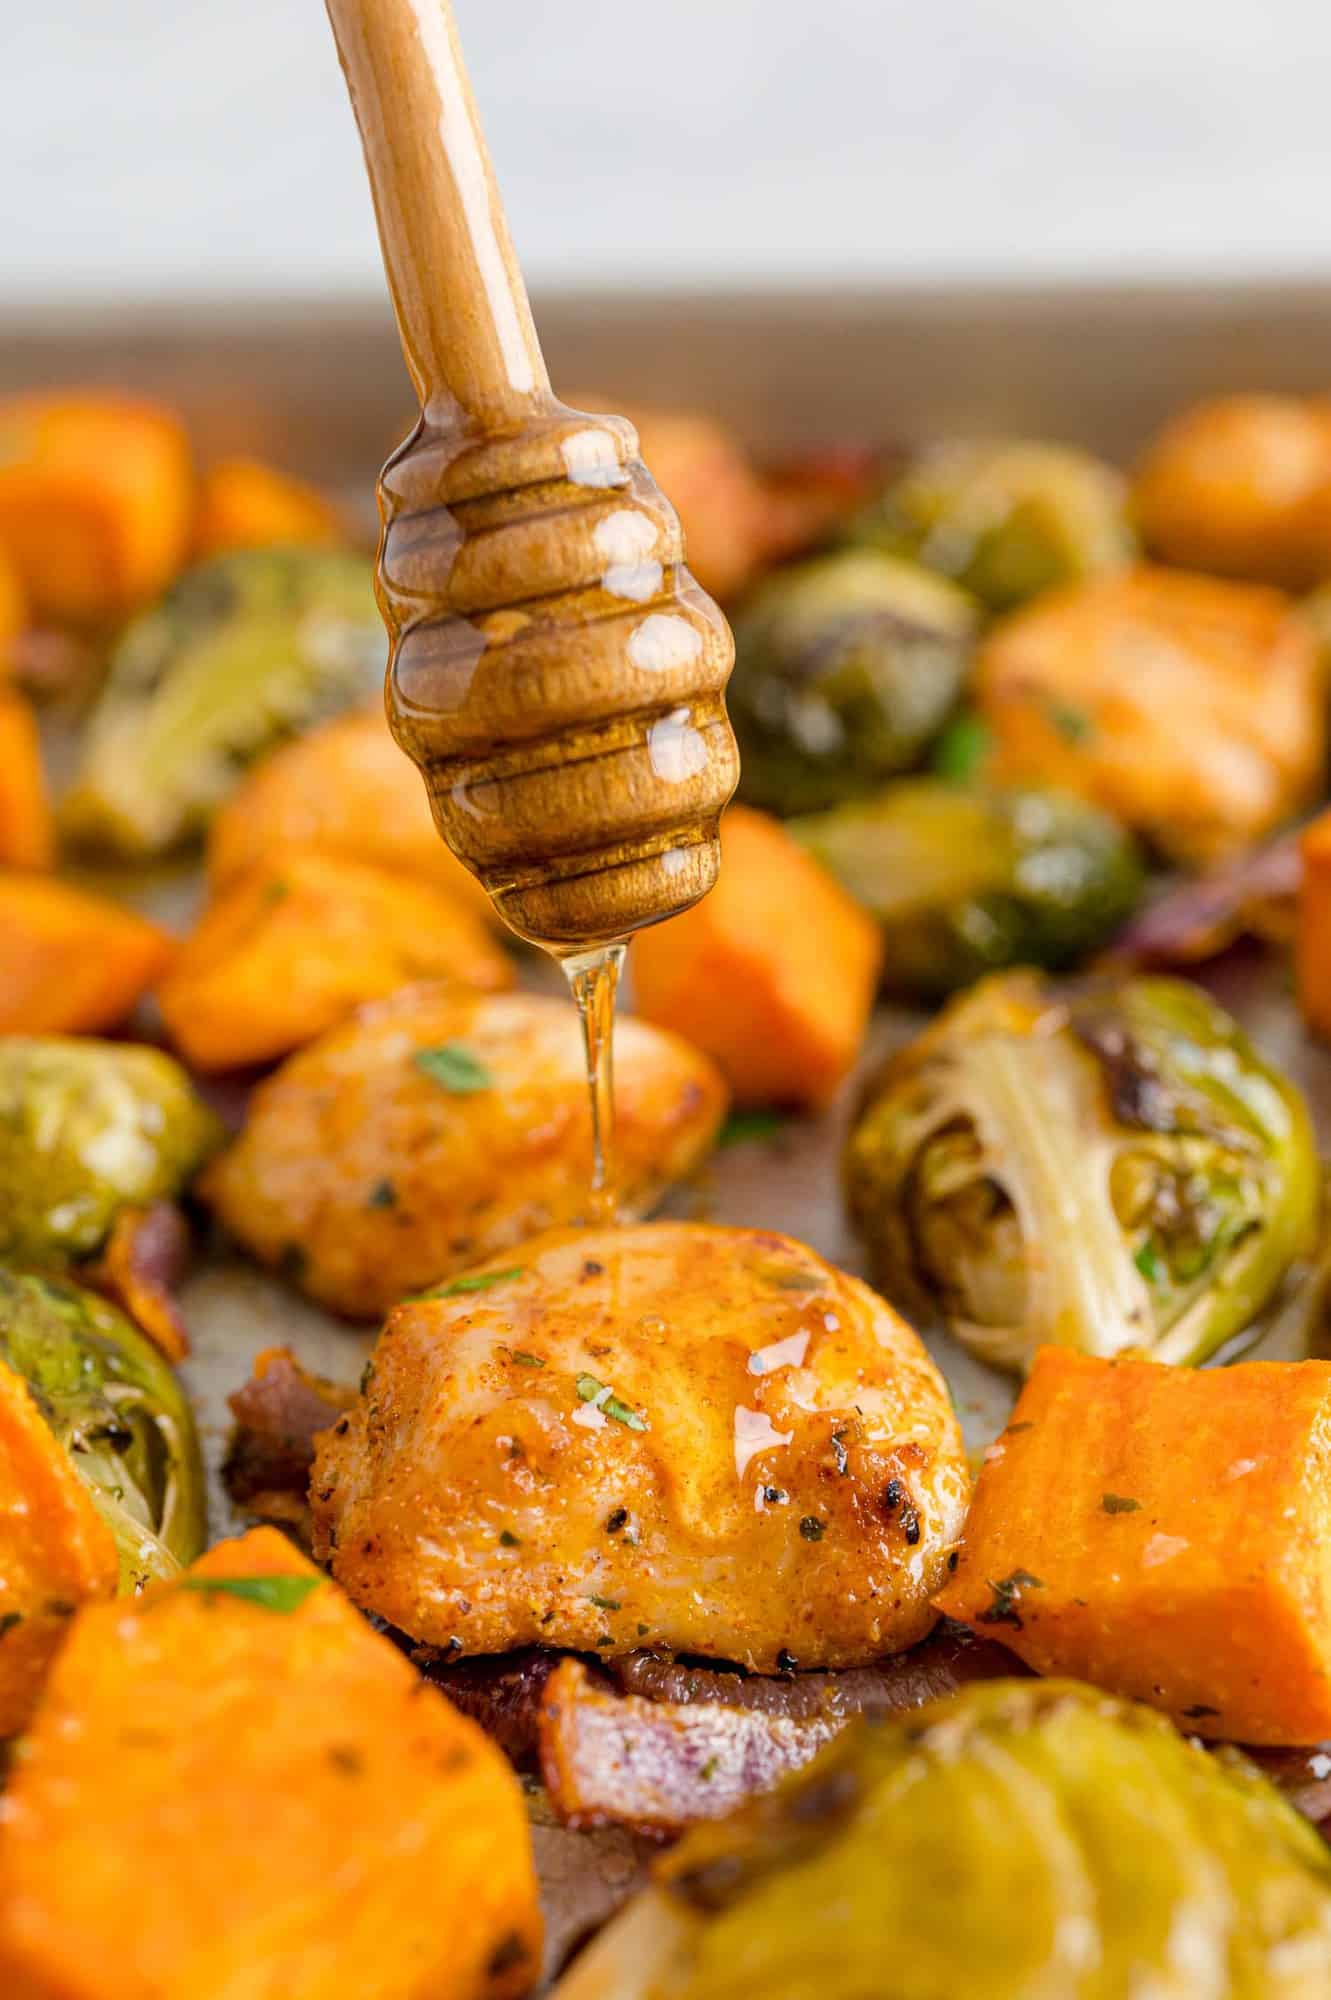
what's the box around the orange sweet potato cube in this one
[0,691,54,868]
[0,1358,117,1739]
[631,805,882,1109]
[936,1347,1331,1746]
[0,544,24,663]
[193,457,344,558]
[1296,808,1331,1040]
[0,1526,540,2000]
[205,707,498,920]
[0,393,192,626]
[156,845,513,1071]
[0,871,173,1034]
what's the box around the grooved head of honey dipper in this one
[382,400,741,947]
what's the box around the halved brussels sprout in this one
[728,550,978,814]
[62,547,384,856]
[0,1038,221,1264]
[850,440,1134,613]
[0,1268,206,1587]
[791,780,1143,998]
[558,1680,1331,2000]
[845,971,1319,1373]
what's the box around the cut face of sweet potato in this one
[0,690,53,869]
[205,706,498,919]
[0,393,192,625]
[193,456,344,558]
[156,845,514,1071]
[631,806,881,1110]
[0,1527,541,2000]
[0,871,172,1034]
[937,1347,1331,1745]
[0,1356,117,1739]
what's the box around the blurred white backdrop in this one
[5,0,1331,299]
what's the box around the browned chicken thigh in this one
[310,1223,969,1671]
[201,988,726,1318]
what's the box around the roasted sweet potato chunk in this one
[0,545,23,665]
[205,706,495,917]
[0,1527,541,2000]
[0,872,172,1034]
[937,1347,1331,1745]
[0,690,53,868]
[157,845,513,1071]
[976,567,1324,865]
[0,393,192,625]
[1296,808,1331,1041]
[1134,394,1331,588]
[193,455,344,557]
[0,1356,117,1739]
[632,807,881,1109]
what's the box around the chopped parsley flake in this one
[799,1516,826,1542]
[179,1574,322,1614]
[1044,698,1095,744]
[718,1110,787,1148]
[430,1267,526,1299]
[978,1569,1043,1630]
[588,1594,621,1611]
[1134,1239,1166,1285]
[499,1530,521,1548]
[930,710,992,781]
[1102,1493,1141,1515]
[414,1043,493,1093]
[575,1374,648,1431]
[367,1178,397,1210]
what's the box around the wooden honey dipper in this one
[324,0,739,954]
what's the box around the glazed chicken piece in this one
[976,566,1324,865]
[201,988,727,1319]
[310,1222,969,1670]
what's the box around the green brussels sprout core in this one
[679,1682,1331,1999]
[728,550,978,814]
[792,781,1143,998]
[844,972,1319,1373]
[850,439,1135,613]
[62,547,385,857]
[559,1681,1331,2000]
[0,1038,222,1265]
[0,1269,206,1588]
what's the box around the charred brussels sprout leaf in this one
[792,780,1143,999]
[845,972,1319,1373]
[63,548,384,856]
[728,550,978,814]
[0,1038,221,1264]
[850,440,1134,614]
[0,1269,206,1588]
[620,1681,1331,2000]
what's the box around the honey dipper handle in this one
[325,0,551,430]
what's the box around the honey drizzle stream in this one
[560,942,628,1225]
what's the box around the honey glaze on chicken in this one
[310,1222,969,1671]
